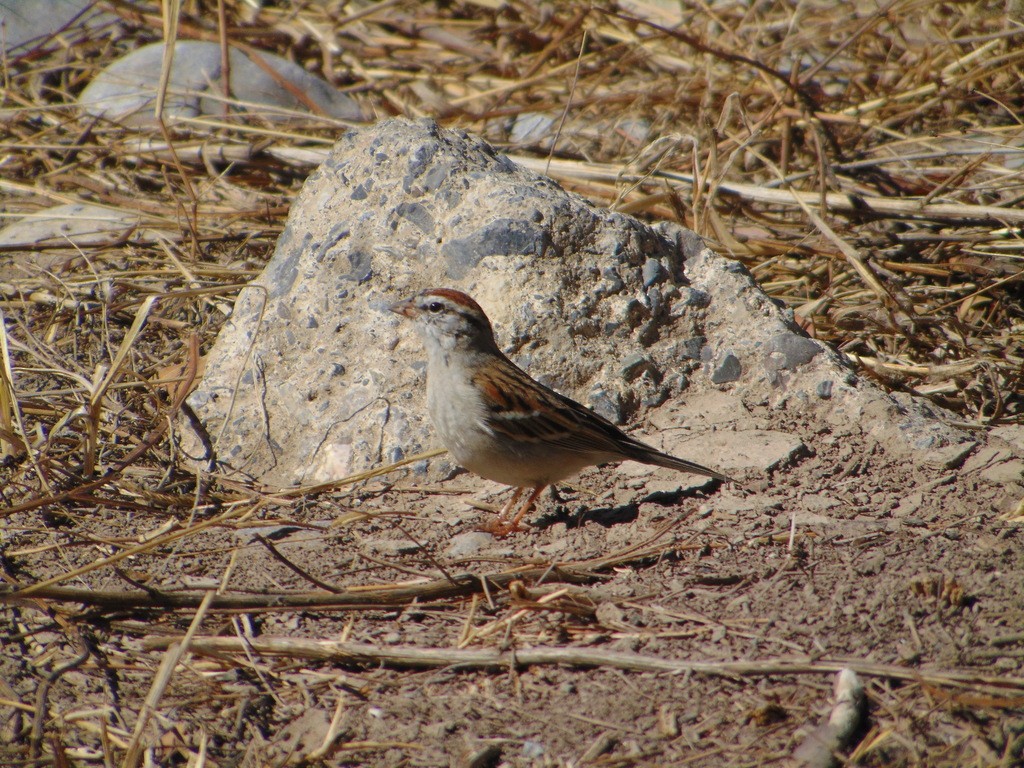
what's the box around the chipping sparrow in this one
[390,288,733,535]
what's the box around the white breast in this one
[424,358,595,488]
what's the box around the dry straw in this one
[1,1,1022,765]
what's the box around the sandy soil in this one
[3,394,1023,767]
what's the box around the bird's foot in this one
[478,519,526,537]
[479,485,546,537]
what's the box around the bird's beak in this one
[389,297,416,318]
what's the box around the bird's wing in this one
[471,357,634,456]
[471,355,731,481]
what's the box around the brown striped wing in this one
[471,354,731,481]
[471,356,641,457]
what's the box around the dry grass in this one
[1,0,1023,765]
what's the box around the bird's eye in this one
[427,301,444,313]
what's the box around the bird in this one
[390,287,733,535]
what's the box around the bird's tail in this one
[630,444,735,484]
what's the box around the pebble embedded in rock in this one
[642,258,665,286]
[620,353,655,381]
[588,388,624,425]
[711,351,742,384]
[765,333,822,372]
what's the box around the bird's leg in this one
[495,486,524,521]
[488,484,546,537]
[509,484,546,529]
[478,486,524,533]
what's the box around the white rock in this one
[0,203,167,274]
[79,41,363,124]
[1,0,112,55]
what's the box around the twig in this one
[546,28,587,177]
[140,636,1024,694]
[1,517,690,609]
[0,565,593,612]
[253,534,345,593]
[510,155,1024,225]
[30,631,91,760]
[122,590,216,768]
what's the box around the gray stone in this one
[1,0,112,55]
[711,351,742,384]
[0,203,169,274]
[510,112,555,144]
[676,287,710,308]
[599,266,625,294]
[588,387,624,425]
[642,258,665,286]
[442,218,550,279]
[765,333,822,372]
[620,353,655,381]
[79,41,364,124]
[443,531,496,559]
[181,118,982,487]
[672,337,705,360]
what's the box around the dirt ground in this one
[2,1,1024,765]
[3,392,1024,766]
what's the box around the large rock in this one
[1,0,112,56]
[79,41,363,124]
[0,203,169,275]
[182,118,974,488]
